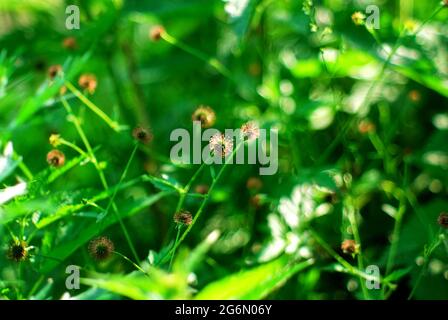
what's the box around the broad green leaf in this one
[383,267,413,283]
[81,269,189,300]
[195,256,313,299]
[142,174,182,192]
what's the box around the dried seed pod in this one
[48,64,62,79]
[62,36,77,50]
[7,240,29,262]
[174,210,193,226]
[78,73,97,94]
[47,149,65,167]
[192,106,216,128]
[132,126,153,144]
[149,25,165,41]
[88,237,115,261]
[341,239,359,255]
[438,212,448,228]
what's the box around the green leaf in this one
[81,268,189,300]
[195,256,313,299]
[384,267,413,283]
[142,174,182,192]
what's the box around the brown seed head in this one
[438,212,448,228]
[46,149,65,167]
[62,36,77,50]
[174,210,193,226]
[341,239,359,255]
[192,106,216,128]
[7,240,29,262]
[150,25,165,41]
[88,237,115,261]
[132,126,153,144]
[78,73,97,94]
[48,65,62,79]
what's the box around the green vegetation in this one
[0,0,447,300]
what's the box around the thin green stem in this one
[346,203,370,300]
[100,143,139,221]
[60,97,140,264]
[384,197,406,287]
[408,232,443,300]
[113,251,149,277]
[64,81,121,132]
[309,229,382,284]
[161,142,244,265]
[59,139,90,160]
[169,226,182,271]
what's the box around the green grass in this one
[0,0,447,300]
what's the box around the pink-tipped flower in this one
[209,133,233,158]
[240,122,260,141]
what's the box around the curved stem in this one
[113,251,149,277]
[169,226,182,271]
[60,97,140,265]
[161,142,244,265]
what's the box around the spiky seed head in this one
[351,12,366,26]
[174,210,193,226]
[438,212,448,228]
[48,65,62,79]
[192,106,216,128]
[149,25,165,41]
[132,126,153,144]
[209,133,233,158]
[88,237,115,261]
[78,73,97,94]
[240,122,260,141]
[7,240,29,262]
[341,239,359,255]
[46,149,65,167]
